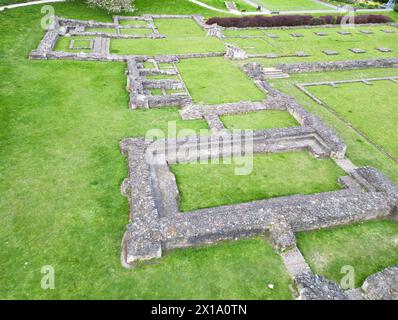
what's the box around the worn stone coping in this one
[276,57,398,74]
[322,49,339,55]
[295,272,350,300]
[350,48,367,53]
[69,32,165,39]
[180,100,280,119]
[30,49,226,62]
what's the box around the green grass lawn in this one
[110,15,226,55]
[110,37,225,55]
[198,0,255,11]
[146,74,179,80]
[307,80,398,160]
[177,57,265,104]
[221,110,299,130]
[267,68,398,186]
[227,26,398,66]
[119,28,152,35]
[0,2,294,299]
[2,0,398,300]
[297,220,398,288]
[252,0,332,11]
[133,0,234,18]
[171,151,345,212]
[154,18,207,37]
[87,27,117,34]
[118,19,149,26]
[54,36,95,53]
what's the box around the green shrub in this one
[87,0,133,13]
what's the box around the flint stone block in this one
[376,47,392,52]
[361,265,398,300]
[296,51,309,57]
[269,219,296,251]
[322,50,339,56]
[350,48,366,54]
[295,272,349,300]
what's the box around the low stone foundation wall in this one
[277,58,398,74]
[120,133,396,266]
[126,58,192,109]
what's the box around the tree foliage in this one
[87,0,134,13]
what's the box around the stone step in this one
[262,67,290,79]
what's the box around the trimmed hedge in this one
[206,14,392,28]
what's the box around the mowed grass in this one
[55,36,94,53]
[267,68,398,186]
[0,2,293,299]
[221,110,299,130]
[297,220,398,288]
[110,18,225,55]
[132,0,233,18]
[87,27,117,34]
[198,0,255,11]
[154,18,206,37]
[110,37,225,55]
[307,80,398,160]
[177,57,265,104]
[252,0,331,10]
[171,151,345,212]
[118,19,149,26]
[226,26,398,66]
[119,28,153,36]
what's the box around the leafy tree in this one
[87,0,134,13]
